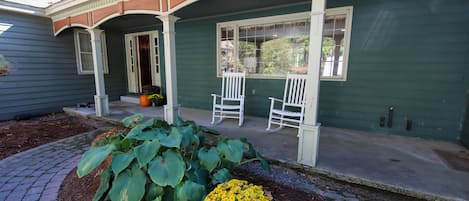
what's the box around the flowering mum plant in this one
[77,114,270,201]
[205,179,272,201]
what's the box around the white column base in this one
[94,95,109,117]
[297,123,321,167]
[164,104,180,124]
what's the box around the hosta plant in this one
[77,114,270,201]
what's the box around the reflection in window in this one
[217,8,352,80]
[321,15,346,78]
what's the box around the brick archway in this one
[48,0,197,35]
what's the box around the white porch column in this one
[87,28,109,117]
[156,15,180,124]
[297,0,326,167]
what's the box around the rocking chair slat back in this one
[221,72,246,100]
[283,74,307,107]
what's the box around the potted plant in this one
[0,54,10,76]
[140,85,162,107]
[148,93,165,107]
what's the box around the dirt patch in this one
[0,113,102,159]
[59,168,324,201]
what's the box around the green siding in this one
[120,0,469,142]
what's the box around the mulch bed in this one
[59,168,324,201]
[0,113,97,159]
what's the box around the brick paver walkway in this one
[0,130,99,201]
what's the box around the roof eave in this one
[0,0,48,17]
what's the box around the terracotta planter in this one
[139,95,151,107]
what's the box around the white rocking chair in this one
[211,71,246,126]
[267,73,307,131]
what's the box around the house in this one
[1,0,468,154]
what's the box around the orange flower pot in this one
[139,95,151,107]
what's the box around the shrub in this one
[77,114,270,201]
[204,179,272,201]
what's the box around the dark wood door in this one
[138,35,152,89]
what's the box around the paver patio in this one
[0,130,100,201]
[65,101,469,201]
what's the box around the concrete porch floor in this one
[64,101,469,201]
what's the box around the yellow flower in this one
[148,93,164,100]
[205,179,272,201]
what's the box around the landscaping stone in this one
[0,130,101,201]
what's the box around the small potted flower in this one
[148,93,165,107]
[140,85,161,107]
[0,54,10,76]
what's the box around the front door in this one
[125,31,161,93]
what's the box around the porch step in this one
[120,96,139,104]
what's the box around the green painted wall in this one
[122,0,469,142]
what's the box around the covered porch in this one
[64,101,469,200]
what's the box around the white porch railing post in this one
[157,15,180,124]
[87,28,109,117]
[297,0,326,167]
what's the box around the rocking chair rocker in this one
[266,73,307,132]
[211,71,246,126]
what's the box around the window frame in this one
[73,29,109,75]
[216,6,353,81]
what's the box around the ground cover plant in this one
[77,114,270,201]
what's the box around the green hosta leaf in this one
[125,125,145,139]
[186,161,208,186]
[212,168,232,184]
[217,139,244,163]
[241,138,256,157]
[92,167,111,201]
[259,157,271,173]
[77,144,115,177]
[111,152,135,175]
[154,120,170,129]
[134,140,161,167]
[186,166,208,186]
[200,126,221,135]
[148,150,185,187]
[109,164,146,201]
[174,116,185,126]
[158,127,182,148]
[141,118,156,128]
[197,147,220,172]
[145,183,164,201]
[174,181,205,201]
[179,126,194,149]
[122,113,144,127]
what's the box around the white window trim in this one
[73,29,109,75]
[216,6,354,81]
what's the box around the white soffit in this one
[5,0,62,8]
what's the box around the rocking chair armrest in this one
[211,94,222,98]
[268,97,283,103]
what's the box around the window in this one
[216,6,353,81]
[74,29,109,75]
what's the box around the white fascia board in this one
[45,0,88,16]
[0,0,47,17]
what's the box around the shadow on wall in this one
[461,95,469,149]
